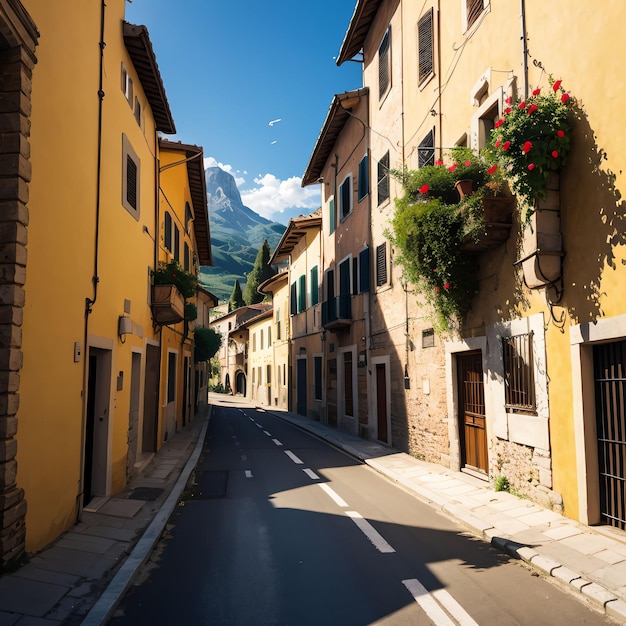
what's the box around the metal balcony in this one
[322,294,352,330]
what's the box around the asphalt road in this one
[110,400,614,625]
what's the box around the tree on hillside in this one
[228,279,245,312]
[243,239,276,305]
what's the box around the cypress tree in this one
[243,239,276,305]
[228,279,245,312]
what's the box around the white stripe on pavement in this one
[263,431,272,436]
[346,511,395,553]
[303,468,320,480]
[284,450,303,464]
[402,579,455,626]
[245,470,253,478]
[272,439,283,446]
[318,483,348,508]
[431,589,479,626]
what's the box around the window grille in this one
[503,332,536,412]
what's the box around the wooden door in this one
[376,363,388,442]
[457,351,488,473]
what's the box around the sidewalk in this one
[2,399,626,624]
[0,406,209,626]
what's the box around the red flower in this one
[502,141,511,151]
[553,79,562,91]
[522,141,532,154]
[495,119,504,128]
[448,164,457,172]
[419,184,429,194]
[561,93,570,103]
[552,150,559,158]
[557,129,565,138]
[528,163,535,170]
[527,104,538,115]
[505,96,512,104]
[435,286,441,292]
[464,160,471,167]
[504,107,512,115]
[487,164,498,175]
[518,101,526,110]
[444,282,450,290]
[494,140,501,148]
[435,159,444,166]
[532,88,541,96]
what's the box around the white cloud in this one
[204,156,246,187]
[240,173,320,222]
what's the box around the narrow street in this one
[110,398,613,625]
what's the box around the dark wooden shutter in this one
[376,243,387,286]
[377,152,390,206]
[359,247,370,292]
[418,9,434,84]
[378,27,391,99]
[467,0,483,28]
[358,155,369,200]
[126,155,137,209]
[164,212,172,252]
[418,129,435,167]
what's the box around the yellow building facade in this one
[0,0,211,564]
[333,0,626,529]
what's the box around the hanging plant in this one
[487,78,574,220]
[153,259,197,300]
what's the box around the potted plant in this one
[487,78,573,221]
[446,146,489,198]
[151,260,198,325]
[390,194,478,332]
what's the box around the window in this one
[260,329,264,350]
[310,266,319,306]
[377,152,390,206]
[121,63,133,104]
[478,102,499,150]
[268,326,272,347]
[298,274,306,313]
[503,332,536,412]
[185,202,193,233]
[358,155,369,201]
[359,247,370,292]
[314,356,323,401]
[184,242,190,272]
[134,97,142,126]
[252,332,256,351]
[122,134,140,219]
[290,282,297,315]
[276,308,281,340]
[339,175,352,220]
[418,9,434,85]
[352,257,359,295]
[418,129,435,168]
[378,26,391,100]
[174,224,180,262]
[164,212,172,252]
[329,197,336,235]
[376,242,387,286]
[267,364,271,384]
[466,0,485,29]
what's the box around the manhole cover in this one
[128,487,164,501]
[183,470,229,500]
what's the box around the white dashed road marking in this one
[346,511,395,553]
[318,483,348,508]
[303,468,320,480]
[245,470,253,478]
[284,450,303,464]
[272,439,283,446]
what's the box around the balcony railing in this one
[322,294,352,330]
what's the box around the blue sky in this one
[125,0,363,225]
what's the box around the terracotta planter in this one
[461,196,515,251]
[151,284,185,324]
[455,179,474,199]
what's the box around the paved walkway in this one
[0,397,626,623]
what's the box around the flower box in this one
[151,284,185,324]
[461,196,515,251]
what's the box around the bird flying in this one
[268,118,282,126]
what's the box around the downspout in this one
[520,0,529,99]
[154,134,163,447]
[437,0,443,161]
[77,0,106,518]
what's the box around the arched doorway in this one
[236,371,246,396]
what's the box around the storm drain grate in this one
[183,470,229,500]
[127,487,164,501]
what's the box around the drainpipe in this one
[77,0,106,518]
[520,0,529,99]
